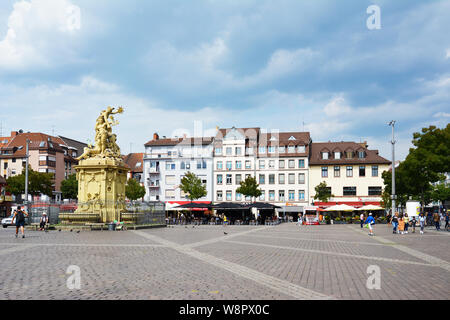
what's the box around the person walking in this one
[360,212,365,229]
[433,212,440,231]
[419,213,426,234]
[391,212,399,234]
[298,214,303,227]
[13,206,28,238]
[364,212,375,236]
[404,213,409,234]
[445,212,449,231]
[398,214,405,235]
[410,216,417,233]
[39,212,49,231]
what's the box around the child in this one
[410,216,416,233]
[398,215,405,235]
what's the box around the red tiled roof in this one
[309,142,390,165]
[123,153,144,173]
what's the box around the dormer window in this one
[278,146,285,153]
[288,145,295,153]
[297,145,305,153]
[269,136,277,141]
[334,152,341,159]
[39,141,46,147]
[346,151,353,159]
[322,152,329,160]
[358,151,365,159]
[288,136,296,141]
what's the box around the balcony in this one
[149,167,160,174]
[39,160,56,167]
[148,181,160,188]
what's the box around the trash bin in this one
[108,223,116,231]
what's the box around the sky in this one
[0,0,449,160]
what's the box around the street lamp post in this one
[388,121,396,216]
[24,139,30,210]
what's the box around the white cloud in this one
[0,0,81,70]
[323,96,352,117]
[446,48,450,59]
[145,37,317,91]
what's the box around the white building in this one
[213,127,311,218]
[143,133,214,204]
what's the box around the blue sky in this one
[0,0,449,159]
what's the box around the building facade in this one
[123,153,144,184]
[143,133,214,203]
[308,141,390,208]
[213,127,311,216]
[0,131,87,200]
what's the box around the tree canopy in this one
[6,167,53,198]
[179,171,207,201]
[383,124,450,208]
[313,181,333,203]
[125,178,146,201]
[61,173,78,200]
[236,176,262,202]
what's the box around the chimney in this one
[153,133,159,141]
[358,141,368,148]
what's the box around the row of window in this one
[321,165,378,178]
[216,173,306,185]
[165,160,208,170]
[215,145,306,156]
[217,159,306,170]
[216,190,306,202]
[321,150,365,160]
[320,186,382,196]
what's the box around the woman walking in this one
[404,213,409,234]
[419,213,426,234]
[390,212,399,234]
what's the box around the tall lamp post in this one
[388,121,396,215]
[24,139,30,210]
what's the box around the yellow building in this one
[308,141,390,208]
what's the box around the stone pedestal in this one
[74,157,129,223]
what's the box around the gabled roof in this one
[145,136,214,147]
[123,153,144,173]
[309,142,390,165]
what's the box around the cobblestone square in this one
[0,223,448,300]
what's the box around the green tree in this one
[313,181,333,203]
[431,182,450,205]
[236,176,262,203]
[381,170,409,209]
[125,178,146,201]
[396,124,449,209]
[6,167,53,198]
[61,174,78,200]
[179,172,207,201]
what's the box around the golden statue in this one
[65,106,130,224]
[77,106,124,160]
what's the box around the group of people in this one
[388,211,449,234]
[11,206,50,238]
[389,212,416,234]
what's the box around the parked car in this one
[1,214,30,228]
